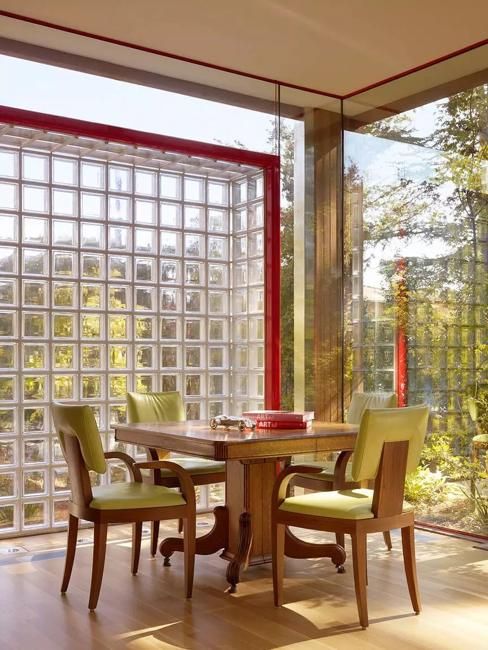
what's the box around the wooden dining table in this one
[115,420,358,591]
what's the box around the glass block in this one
[134,169,156,196]
[208,264,228,287]
[135,228,156,253]
[135,258,156,282]
[185,319,203,341]
[0,375,17,402]
[0,504,15,531]
[135,199,157,224]
[110,345,128,369]
[185,290,204,313]
[159,202,181,229]
[161,288,179,312]
[208,181,227,205]
[250,317,264,340]
[23,469,47,496]
[161,231,181,256]
[235,346,248,368]
[234,263,247,287]
[81,161,105,189]
[0,343,15,368]
[23,344,46,369]
[209,347,226,368]
[161,346,179,368]
[24,407,45,432]
[0,149,17,178]
[109,166,131,193]
[185,347,201,368]
[233,236,247,259]
[53,499,70,524]
[184,206,205,230]
[81,314,102,338]
[209,375,224,396]
[0,311,15,336]
[209,319,226,341]
[185,262,204,285]
[136,345,154,369]
[108,195,131,222]
[53,251,75,277]
[53,282,77,308]
[185,375,202,396]
[209,403,225,419]
[135,374,154,393]
[23,185,48,213]
[233,180,247,204]
[135,316,154,340]
[52,188,77,216]
[0,214,16,242]
[23,249,47,275]
[186,402,201,420]
[249,202,264,228]
[208,236,227,260]
[110,404,127,426]
[0,408,15,432]
[23,153,48,182]
[53,375,75,400]
[233,289,247,314]
[185,177,205,202]
[109,225,130,251]
[0,440,15,465]
[81,284,103,309]
[161,374,178,392]
[0,246,16,274]
[22,312,47,338]
[81,344,102,369]
[52,219,76,247]
[82,375,102,399]
[109,314,128,339]
[160,173,181,199]
[208,208,227,232]
[161,317,180,340]
[0,472,15,498]
[81,192,105,219]
[161,260,179,283]
[248,231,264,257]
[23,376,45,401]
[22,216,48,245]
[23,501,46,528]
[184,234,204,258]
[234,319,248,342]
[53,313,75,338]
[109,286,130,310]
[249,288,264,312]
[52,438,65,463]
[53,157,77,185]
[135,286,155,311]
[109,255,130,280]
[23,439,46,464]
[110,462,128,484]
[81,222,104,249]
[249,258,264,284]
[0,181,17,210]
[53,344,74,369]
[109,375,129,398]
[209,292,226,314]
[23,280,47,306]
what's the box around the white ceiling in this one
[0,0,487,100]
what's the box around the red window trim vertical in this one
[0,105,281,410]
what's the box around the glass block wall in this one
[0,124,266,536]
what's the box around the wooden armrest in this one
[104,451,141,482]
[333,450,354,489]
[133,461,196,507]
[272,464,322,504]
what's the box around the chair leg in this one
[61,514,79,593]
[383,530,393,550]
[151,520,160,557]
[272,522,286,606]
[88,522,108,611]
[178,518,183,534]
[183,516,196,599]
[401,525,421,614]
[336,532,345,549]
[132,522,142,575]
[351,531,368,628]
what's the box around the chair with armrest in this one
[127,391,225,555]
[272,404,429,628]
[293,391,397,549]
[52,402,196,611]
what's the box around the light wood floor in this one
[1,518,487,650]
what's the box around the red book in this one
[243,410,314,423]
[255,419,310,430]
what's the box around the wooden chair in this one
[272,404,429,628]
[292,391,397,550]
[127,391,225,555]
[52,402,196,611]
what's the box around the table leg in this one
[159,504,228,565]
[284,526,346,572]
[225,512,252,593]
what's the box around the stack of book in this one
[241,410,314,430]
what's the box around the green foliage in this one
[459,483,488,527]
[404,466,447,506]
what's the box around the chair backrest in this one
[127,391,185,460]
[346,392,397,424]
[351,404,429,484]
[51,403,106,507]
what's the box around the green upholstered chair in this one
[52,402,196,611]
[272,404,429,628]
[127,391,225,555]
[293,391,397,549]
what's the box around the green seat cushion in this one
[279,488,413,520]
[294,460,354,483]
[90,482,185,510]
[473,434,488,444]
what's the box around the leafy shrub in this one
[404,466,447,506]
